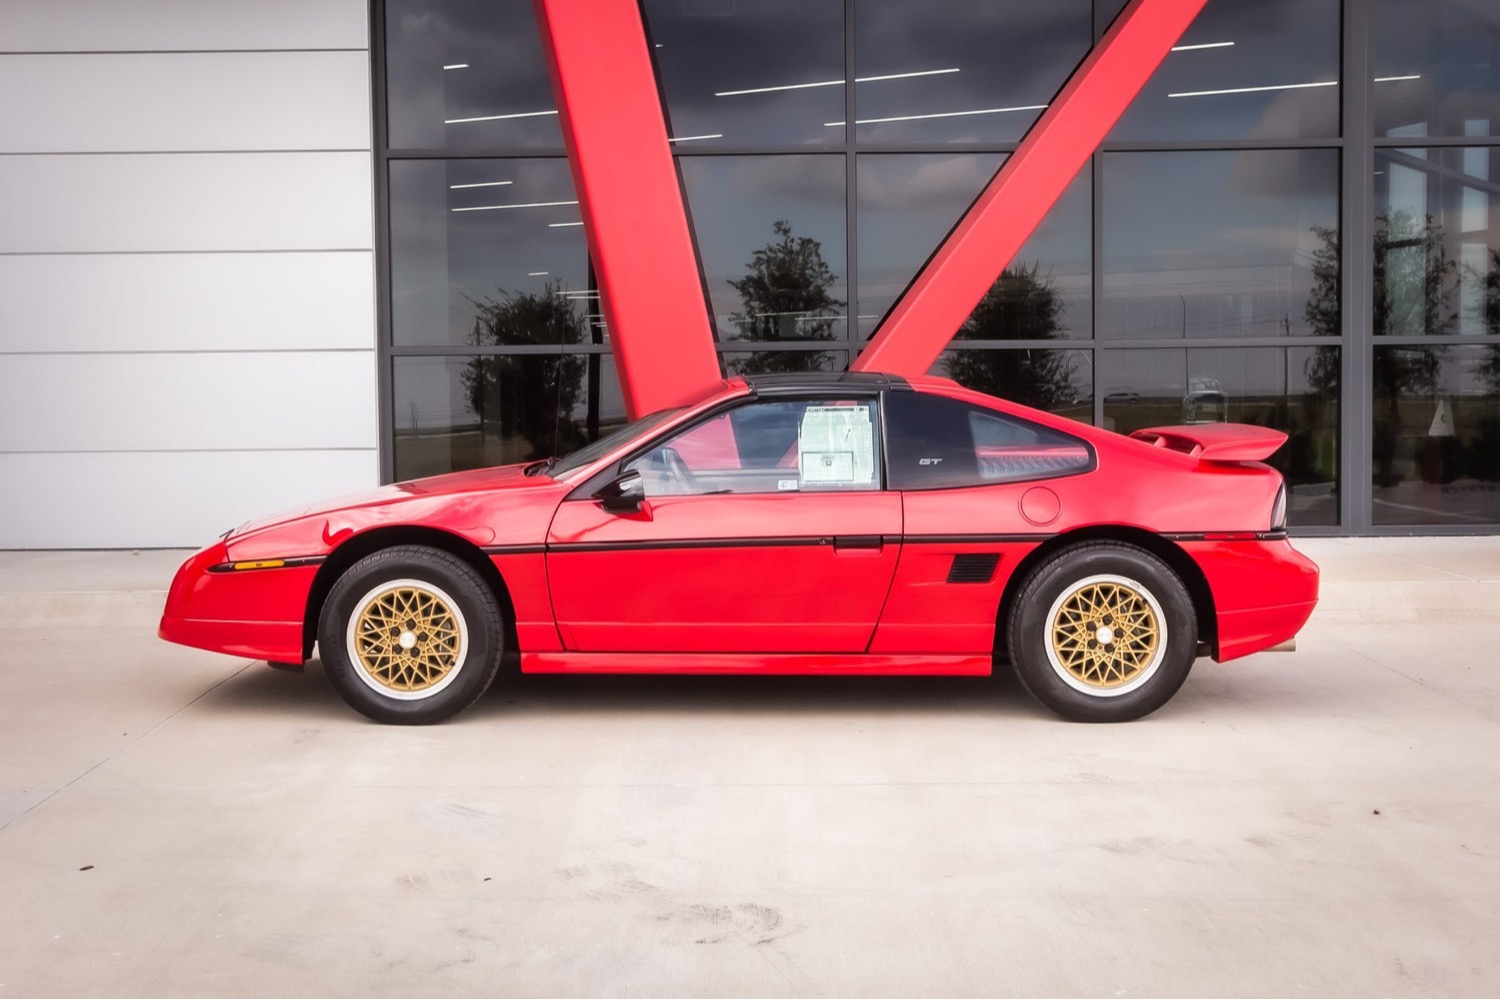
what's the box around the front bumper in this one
[157,542,319,662]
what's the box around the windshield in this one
[541,407,685,478]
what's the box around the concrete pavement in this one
[1,540,1499,996]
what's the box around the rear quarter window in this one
[886,391,1092,490]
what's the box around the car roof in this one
[738,371,913,396]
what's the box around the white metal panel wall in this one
[0,0,377,549]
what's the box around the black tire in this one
[317,545,505,724]
[1006,542,1196,722]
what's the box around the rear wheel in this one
[317,545,504,724]
[1007,542,1196,722]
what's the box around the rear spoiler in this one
[1130,424,1288,462]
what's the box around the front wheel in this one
[1007,542,1197,722]
[317,545,505,724]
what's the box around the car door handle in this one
[833,535,884,551]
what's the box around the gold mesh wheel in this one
[345,579,469,700]
[1044,574,1166,697]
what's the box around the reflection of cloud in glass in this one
[386,0,561,149]
[1102,150,1340,340]
[854,0,1091,144]
[644,0,843,146]
[389,159,589,347]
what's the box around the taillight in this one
[1271,481,1287,531]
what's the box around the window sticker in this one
[778,478,799,491]
[798,404,875,486]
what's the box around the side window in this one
[625,398,881,496]
[885,391,1092,490]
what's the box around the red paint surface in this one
[852,0,1210,376]
[533,0,722,417]
[160,378,1317,677]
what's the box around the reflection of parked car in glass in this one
[1182,378,1228,424]
[1103,391,1140,404]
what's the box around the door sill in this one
[520,652,992,676]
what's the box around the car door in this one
[546,394,902,654]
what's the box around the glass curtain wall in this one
[376,0,1500,533]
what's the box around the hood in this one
[228,462,548,539]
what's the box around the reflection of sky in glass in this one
[644,0,844,146]
[1102,150,1340,340]
[1374,0,1500,138]
[1110,0,1340,141]
[853,0,1090,144]
[678,156,848,343]
[389,159,591,346]
[857,154,1090,338]
[386,0,561,149]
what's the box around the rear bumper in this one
[157,542,315,662]
[1179,539,1320,662]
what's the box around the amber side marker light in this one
[232,559,286,571]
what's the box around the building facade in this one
[2,0,1498,547]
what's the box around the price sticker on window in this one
[798,404,875,486]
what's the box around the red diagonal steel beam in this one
[852,0,1209,376]
[534,0,722,418]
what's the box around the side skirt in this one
[520,652,993,676]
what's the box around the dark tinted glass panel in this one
[1100,347,1341,527]
[1101,150,1341,340]
[393,354,625,480]
[932,349,1093,425]
[1108,0,1340,141]
[385,0,561,150]
[720,350,849,377]
[885,391,1091,490]
[679,156,848,343]
[1373,0,1500,138]
[853,0,1091,145]
[389,159,593,346]
[1372,345,1500,525]
[857,154,1090,339]
[1375,147,1500,336]
[643,0,843,147]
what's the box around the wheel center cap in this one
[1096,625,1115,645]
[399,631,418,650]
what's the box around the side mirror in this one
[595,469,645,513]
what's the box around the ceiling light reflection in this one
[450,200,579,213]
[1171,41,1234,51]
[449,180,512,190]
[548,221,585,228]
[824,103,1047,127]
[1374,75,1421,82]
[1169,80,1337,98]
[443,63,469,70]
[445,110,559,124]
[668,133,725,143]
[715,67,959,98]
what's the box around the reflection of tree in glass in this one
[461,284,588,460]
[1371,213,1449,485]
[1480,248,1500,388]
[726,219,842,374]
[944,262,1077,411]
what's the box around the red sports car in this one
[160,373,1318,724]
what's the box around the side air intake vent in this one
[947,553,999,584]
